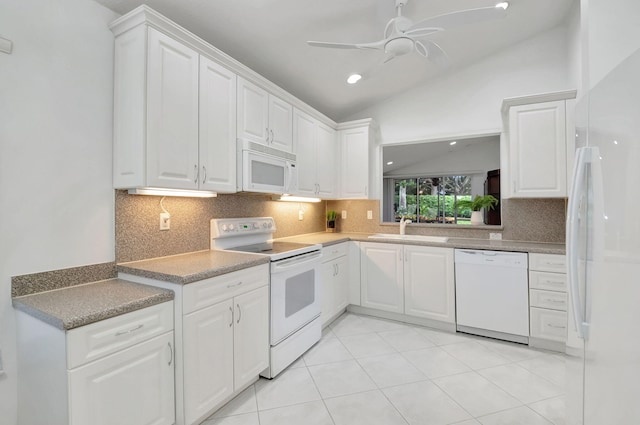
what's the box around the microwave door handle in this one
[272,251,321,271]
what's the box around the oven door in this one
[270,250,322,345]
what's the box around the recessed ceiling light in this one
[495,2,509,10]
[613,140,619,145]
[386,161,394,165]
[449,141,457,146]
[347,74,362,84]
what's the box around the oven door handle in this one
[271,251,322,271]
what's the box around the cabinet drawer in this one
[529,270,567,292]
[529,253,566,273]
[530,289,567,311]
[183,264,269,314]
[67,301,174,369]
[322,243,348,263]
[530,307,567,342]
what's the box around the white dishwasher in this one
[455,249,529,344]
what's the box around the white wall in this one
[346,25,574,144]
[0,0,118,423]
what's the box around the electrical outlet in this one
[367,210,373,220]
[342,210,347,219]
[489,232,502,240]
[298,209,304,221]
[160,212,170,230]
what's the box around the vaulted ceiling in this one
[96,0,576,121]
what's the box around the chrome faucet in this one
[400,216,412,235]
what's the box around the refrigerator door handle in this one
[567,147,595,340]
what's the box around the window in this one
[392,176,473,224]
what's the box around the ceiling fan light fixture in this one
[495,2,509,10]
[347,73,362,84]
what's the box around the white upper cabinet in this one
[502,90,577,198]
[199,56,237,193]
[293,108,337,198]
[337,119,379,199]
[146,28,200,189]
[238,77,293,152]
[112,25,237,192]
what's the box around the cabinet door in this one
[237,78,269,144]
[234,286,269,389]
[340,127,369,198]
[320,260,336,327]
[509,100,567,197]
[317,123,337,198]
[404,246,455,323]
[68,332,175,425]
[360,243,403,313]
[147,28,199,190]
[183,300,234,425]
[199,56,237,193]
[269,95,293,152]
[293,109,318,197]
[334,255,349,313]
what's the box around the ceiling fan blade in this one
[404,27,443,38]
[407,6,507,33]
[415,40,449,69]
[383,52,397,64]
[307,39,385,50]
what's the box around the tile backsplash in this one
[115,190,325,262]
[116,190,566,263]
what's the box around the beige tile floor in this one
[203,313,567,425]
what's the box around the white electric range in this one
[210,217,322,378]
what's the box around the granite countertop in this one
[12,279,174,330]
[117,249,271,284]
[277,232,565,255]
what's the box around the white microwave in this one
[237,139,297,194]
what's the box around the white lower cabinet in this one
[528,253,567,348]
[16,301,175,425]
[360,242,404,313]
[320,243,349,326]
[404,245,455,323]
[122,264,270,425]
[360,242,455,324]
[69,332,175,425]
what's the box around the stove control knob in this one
[262,222,268,228]
[253,223,259,229]
[221,224,228,232]
[229,224,235,231]
[267,222,273,229]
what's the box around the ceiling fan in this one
[307,0,509,69]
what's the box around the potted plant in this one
[326,210,338,232]
[456,195,499,225]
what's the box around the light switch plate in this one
[342,210,347,219]
[367,210,373,219]
[0,37,12,54]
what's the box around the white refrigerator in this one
[565,4,640,423]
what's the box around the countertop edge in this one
[13,283,175,331]
[116,256,270,284]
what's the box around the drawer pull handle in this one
[547,324,566,329]
[543,280,564,285]
[227,281,243,288]
[545,299,565,304]
[543,262,564,266]
[168,342,173,366]
[115,324,144,336]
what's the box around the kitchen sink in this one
[368,234,449,243]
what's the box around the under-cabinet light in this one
[272,195,321,203]
[128,188,217,198]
